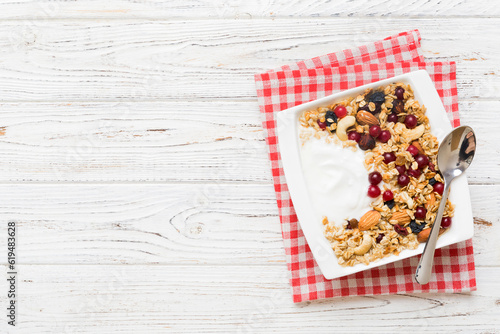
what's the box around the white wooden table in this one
[0,1,499,333]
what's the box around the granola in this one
[299,83,455,267]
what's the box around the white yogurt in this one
[299,128,371,226]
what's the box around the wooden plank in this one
[0,100,497,183]
[0,19,498,101]
[0,184,497,266]
[0,0,497,19]
[2,264,499,333]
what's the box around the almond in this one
[390,211,411,225]
[358,210,381,231]
[412,141,425,154]
[417,227,446,243]
[356,110,380,126]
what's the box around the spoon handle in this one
[415,182,451,285]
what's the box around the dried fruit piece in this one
[404,114,418,129]
[392,99,405,114]
[387,113,399,123]
[441,217,452,228]
[378,130,391,143]
[409,220,425,234]
[368,171,382,185]
[395,87,405,100]
[394,224,409,236]
[358,210,381,231]
[348,218,359,229]
[358,134,376,151]
[368,185,381,198]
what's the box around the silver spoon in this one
[414,125,476,285]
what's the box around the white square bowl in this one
[276,70,474,280]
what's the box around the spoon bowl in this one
[415,126,476,285]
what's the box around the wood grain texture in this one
[1,265,499,333]
[0,0,498,19]
[0,184,497,266]
[0,101,497,183]
[0,19,498,102]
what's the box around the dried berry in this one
[428,177,437,186]
[325,110,337,127]
[317,119,327,129]
[349,218,359,229]
[409,220,425,234]
[394,224,409,236]
[441,217,452,228]
[395,87,405,100]
[392,99,405,114]
[369,91,386,105]
[384,199,395,209]
[375,234,385,243]
[358,134,376,151]
[387,113,399,123]
[347,131,361,142]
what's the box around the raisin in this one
[325,110,337,126]
[369,91,386,105]
[409,220,425,234]
[376,234,384,243]
[384,199,395,210]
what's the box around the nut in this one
[390,211,411,225]
[358,134,375,151]
[392,99,405,114]
[336,116,356,141]
[404,124,425,142]
[353,234,373,255]
[356,110,380,126]
[412,141,425,154]
[417,227,446,243]
[358,210,381,231]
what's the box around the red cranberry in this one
[383,152,397,164]
[395,165,406,175]
[368,171,382,185]
[407,145,419,157]
[433,182,444,195]
[404,115,418,129]
[415,154,429,169]
[387,113,399,123]
[394,224,408,236]
[347,131,361,142]
[317,119,327,129]
[441,217,452,228]
[395,87,405,100]
[368,185,381,198]
[382,190,394,202]
[407,168,421,179]
[378,130,391,143]
[375,234,384,243]
[428,162,436,172]
[398,174,410,187]
[415,206,427,220]
[369,125,381,138]
[334,105,347,119]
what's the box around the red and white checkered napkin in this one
[254,30,476,303]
